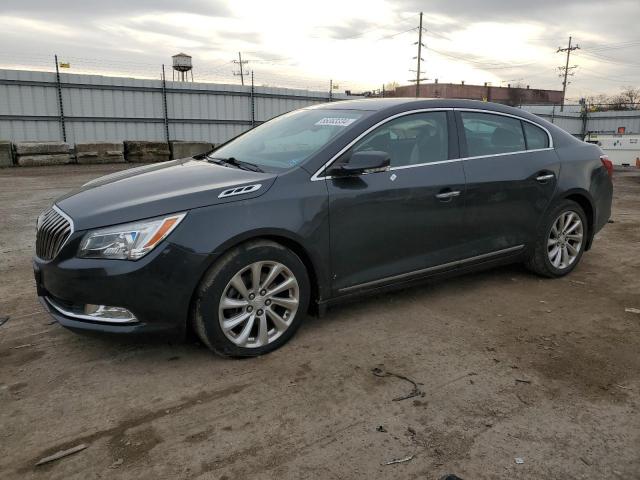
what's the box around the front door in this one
[325,110,467,294]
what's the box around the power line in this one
[581,40,640,52]
[578,50,640,68]
[428,47,538,70]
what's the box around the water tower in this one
[172,53,193,82]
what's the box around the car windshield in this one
[208,108,369,171]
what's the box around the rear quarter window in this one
[523,122,550,150]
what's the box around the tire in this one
[193,240,310,357]
[526,199,588,278]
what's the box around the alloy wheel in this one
[218,261,300,348]
[547,210,584,270]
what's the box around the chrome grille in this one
[36,208,72,261]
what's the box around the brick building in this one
[390,81,563,106]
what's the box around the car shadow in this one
[302,263,530,332]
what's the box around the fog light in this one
[84,304,136,322]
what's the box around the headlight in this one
[78,213,186,260]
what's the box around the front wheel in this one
[526,200,588,278]
[194,240,310,357]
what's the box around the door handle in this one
[435,190,461,200]
[536,173,555,182]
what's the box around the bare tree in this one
[585,86,640,111]
[618,86,640,107]
[384,81,399,92]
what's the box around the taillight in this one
[600,155,613,178]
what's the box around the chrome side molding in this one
[339,244,525,293]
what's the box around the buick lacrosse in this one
[34,98,613,356]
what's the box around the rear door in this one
[325,110,468,294]
[456,110,559,255]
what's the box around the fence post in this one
[161,65,170,142]
[580,102,589,139]
[250,70,255,127]
[54,54,67,142]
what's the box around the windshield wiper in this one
[207,156,264,173]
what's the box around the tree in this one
[615,86,640,108]
[384,81,399,92]
[585,86,640,111]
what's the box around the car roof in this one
[311,97,535,115]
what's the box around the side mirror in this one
[330,150,390,177]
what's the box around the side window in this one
[351,112,448,167]
[461,112,525,156]
[523,122,550,150]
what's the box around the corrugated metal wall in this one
[0,69,351,144]
[520,104,640,137]
[2,68,638,143]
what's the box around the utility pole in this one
[250,70,255,127]
[415,12,423,97]
[557,36,580,111]
[53,54,67,142]
[233,52,249,86]
[408,12,427,98]
[161,65,170,142]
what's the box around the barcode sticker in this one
[315,117,357,127]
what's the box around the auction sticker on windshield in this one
[315,117,357,127]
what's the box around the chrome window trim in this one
[460,147,554,161]
[310,107,554,181]
[456,108,554,149]
[389,157,463,171]
[339,244,525,293]
[45,296,138,324]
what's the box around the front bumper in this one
[33,234,211,338]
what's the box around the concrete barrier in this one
[76,142,125,164]
[15,142,71,155]
[15,142,73,167]
[170,141,214,160]
[17,154,74,167]
[124,141,170,163]
[0,141,13,167]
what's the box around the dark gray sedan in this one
[34,99,613,356]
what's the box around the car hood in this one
[56,158,277,230]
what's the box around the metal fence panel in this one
[0,68,347,144]
[2,69,638,144]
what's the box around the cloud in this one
[2,0,231,18]
[315,20,382,40]
[0,0,637,97]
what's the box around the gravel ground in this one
[0,164,639,480]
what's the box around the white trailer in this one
[584,133,640,166]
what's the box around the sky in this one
[0,0,638,100]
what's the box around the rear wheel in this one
[194,240,310,357]
[526,199,587,278]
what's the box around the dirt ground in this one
[0,164,639,480]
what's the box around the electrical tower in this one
[408,12,428,98]
[557,36,580,111]
[233,52,249,86]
